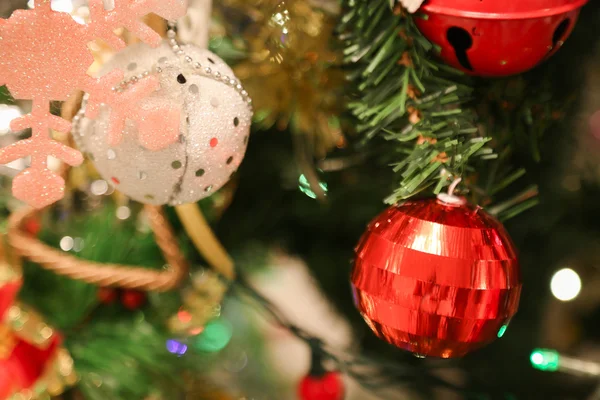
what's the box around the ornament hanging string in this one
[167,12,236,281]
[174,203,235,280]
[437,177,467,205]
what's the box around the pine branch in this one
[0,85,13,104]
[340,1,494,203]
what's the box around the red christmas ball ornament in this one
[298,372,344,400]
[414,0,588,76]
[121,290,147,310]
[351,196,521,358]
[0,336,61,399]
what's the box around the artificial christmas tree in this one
[0,0,598,399]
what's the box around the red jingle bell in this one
[351,196,521,358]
[414,0,589,76]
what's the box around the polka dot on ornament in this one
[177,74,187,84]
[111,177,120,185]
[204,185,213,192]
[171,160,182,169]
[195,169,205,177]
[210,138,218,148]
[189,84,199,94]
[226,156,233,165]
[234,117,240,127]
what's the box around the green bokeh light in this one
[497,324,508,338]
[298,173,328,200]
[194,319,233,353]
[530,349,560,372]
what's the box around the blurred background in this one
[1,0,600,399]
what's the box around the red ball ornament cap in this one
[351,197,521,358]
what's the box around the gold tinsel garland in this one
[217,0,346,157]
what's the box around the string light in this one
[59,236,74,251]
[531,349,600,377]
[530,349,560,372]
[194,319,232,353]
[298,173,328,199]
[166,339,188,356]
[550,268,581,301]
[73,237,84,252]
[177,309,192,324]
[497,324,509,338]
[116,206,131,220]
[91,180,109,196]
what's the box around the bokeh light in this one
[91,180,109,196]
[177,309,192,324]
[194,319,232,353]
[0,105,22,134]
[550,268,581,302]
[59,236,74,251]
[298,173,327,200]
[166,339,188,356]
[530,349,560,372]
[497,324,508,338]
[116,205,131,220]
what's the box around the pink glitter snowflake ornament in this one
[0,0,188,208]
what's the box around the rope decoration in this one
[7,205,189,292]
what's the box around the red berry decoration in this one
[23,218,42,236]
[351,196,521,358]
[97,287,118,304]
[121,290,147,310]
[298,372,344,400]
[414,0,588,76]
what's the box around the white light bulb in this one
[531,352,544,365]
[550,268,581,302]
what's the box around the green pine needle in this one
[340,0,494,203]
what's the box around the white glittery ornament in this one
[76,42,252,205]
